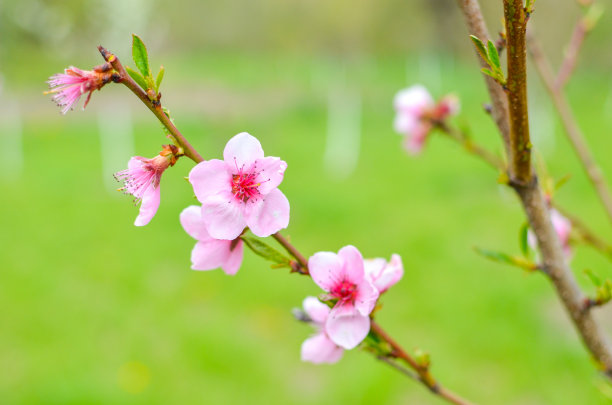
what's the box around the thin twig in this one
[436,123,505,170]
[554,19,587,90]
[97,46,204,164]
[377,355,419,382]
[527,34,612,224]
[272,232,309,275]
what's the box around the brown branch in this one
[504,0,532,184]
[272,232,309,275]
[458,0,612,379]
[436,123,505,170]
[527,34,612,224]
[97,46,204,164]
[456,0,511,154]
[554,19,587,90]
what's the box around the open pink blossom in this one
[46,63,115,114]
[114,145,178,226]
[299,297,344,364]
[364,254,404,294]
[528,208,572,258]
[180,205,244,275]
[308,245,379,349]
[189,132,289,240]
[393,85,459,154]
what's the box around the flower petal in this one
[354,280,379,317]
[338,245,364,284]
[221,240,244,275]
[201,191,247,240]
[325,312,370,350]
[393,112,419,135]
[253,156,287,195]
[134,184,160,226]
[373,254,404,293]
[302,296,330,325]
[300,332,344,364]
[394,85,433,114]
[191,239,231,271]
[245,188,290,237]
[309,251,343,292]
[189,159,232,204]
[223,132,264,173]
[179,205,211,241]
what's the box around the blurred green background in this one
[2,0,612,403]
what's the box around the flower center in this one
[330,280,358,303]
[231,171,260,203]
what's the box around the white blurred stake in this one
[324,87,361,180]
[98,102,134,194]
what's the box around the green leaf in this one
[132,34,151,78]
[584,269,602,287]
[474,247,514,265]
[519,222,530,257]
[241,236,291,266]
[469,35,489,63]
[155,65,165,93]
[125,66,148,91]
[487,40,501,70]
[481,67,497,80]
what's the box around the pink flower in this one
[189,132,290,240]
[114,145,178,226]
[528,209,573,258]
[180,205,244,275]
[393,85,459,154]
[364,254,404,294]
[46,63,115,114]
[300,297,344,364]
[308,245,379,349]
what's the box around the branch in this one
[503,0,531,184]
[554,19,587,90]
[435,123,505,170]
[527,34,612,224]
[97,46,204,164]
[458,0,612,379]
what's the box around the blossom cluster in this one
[393,85,459,154]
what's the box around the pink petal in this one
[179,205,211,241]
[394,85,433,114]
[221,240,244,275]
[393,113,419,135]
[308,251,343,292]
[337,245,364,284]
[191,239,232,271]
[325,312,371,350]
[134,184,160,226]
[302,297,330,325]
[253,157,287,195]
[245,188,290,237]
[189,159,232,204]
[367,254,404,294]
[364,258,386,280]
[300,333,344,364]
[354,280,379,317]
[201,191,247,240]
[223,132,264,173]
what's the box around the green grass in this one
[3,51,612,404]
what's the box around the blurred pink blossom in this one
[180,205,244,275]
[393,85,459,154]
[189,132,289,240]
[364,254,404,294]
[46,64,115,114]
[114,145,177,226]
[308,245,379,349]
[528,209,572,258]
[300,297,344,364]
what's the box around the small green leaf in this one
[584,269,602,287]
[155,65,165,93]
[470,35,489,64]
[525,0,536,14]
[132,34,151,78]
[125,66,148,91]
[519,222,530,257]
[241,236,291,266]
[487,40,501,70]
[481,67,497,80]
[474,247,514,264]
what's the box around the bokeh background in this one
[2,0,612,403]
